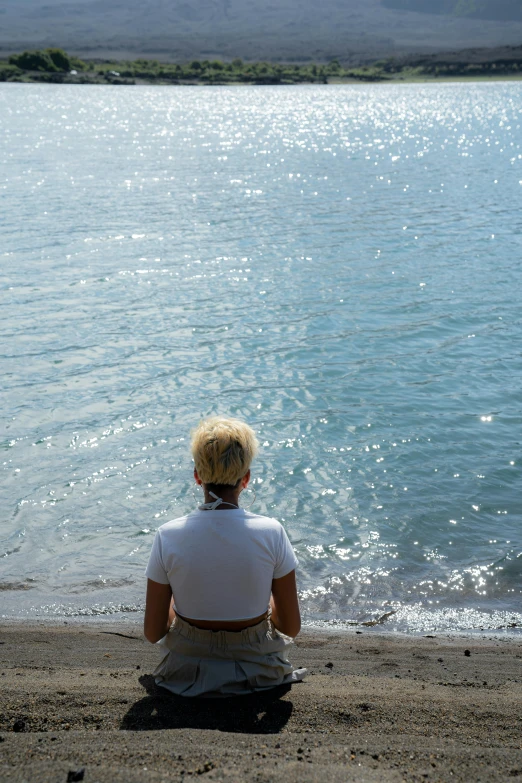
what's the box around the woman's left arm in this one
[144,579,175,643]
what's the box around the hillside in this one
[0,0,521,62]
[382,1,522,22]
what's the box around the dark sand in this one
[0,623,521,782]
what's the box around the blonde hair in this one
[191,416,259,486]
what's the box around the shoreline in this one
[1,613,521,641]
[3,47,522,87]
[1,623,521,782]
[2,75,522,87]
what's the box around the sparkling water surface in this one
[1,83,521,633]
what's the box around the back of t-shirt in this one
[145,509,298,621]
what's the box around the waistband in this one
[172,613,274,646]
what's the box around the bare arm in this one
[144,579,175,643]
[270,569,301,638]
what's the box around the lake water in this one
[1,82,521,634]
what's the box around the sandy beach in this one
[1,623,521,782]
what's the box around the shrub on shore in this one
[8,48,86,73]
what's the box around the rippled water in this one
[1,83,521,633]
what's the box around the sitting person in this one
[144,415,307,697]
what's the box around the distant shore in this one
[3,74,522,86]
[2,47,522,87]
[1,622,521,782]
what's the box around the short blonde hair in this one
[191,416,258,486]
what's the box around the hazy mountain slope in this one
[1,0,521,61]
[382,1,522,22]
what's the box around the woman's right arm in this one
[144,578,175,643]
[270,569,301,637]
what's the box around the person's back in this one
[143,416,306,697]
[146,509,298,622]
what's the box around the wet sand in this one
[0,623,521,782]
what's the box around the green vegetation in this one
[93,57,346,84]
[1,48,522,86]
[0,53,355,85]
[8,48,86,73]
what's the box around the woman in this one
[144,415,307,697]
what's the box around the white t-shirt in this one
[145,509,298,621]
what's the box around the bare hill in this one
[383,1,522,22]
[1,0,521,62]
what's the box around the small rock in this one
[325,662,334,669]
[356,631,362,635]
[195,761,214,775]
[136,665,141,670]
[13,720,25,733]
[464,649,471,657]
[67,770,85,782]
[297,747,304,753]
[438,658,443,662]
